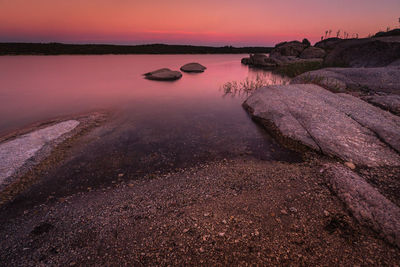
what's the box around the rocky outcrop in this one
[144,68,182,81]
[243,84,400,167]
[362,94,400,115]
[270,41,308,57]
[180,63,206,73]
[314,37,342,51]
[323,38,400,67]
[241,40,325,71]
[299,47,326,59]
[240,54,278,68]
[291,66,400,94]
[323,163,400,248]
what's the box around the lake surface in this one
[0,55,300,194]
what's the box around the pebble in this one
[218,232,225,237]
[323,210,330,217]
[344,162,356,170]
[289,207,298,213]
[281,209,288,215]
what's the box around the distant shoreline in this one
[0,42,273,55]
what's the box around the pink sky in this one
[0,0,398,46]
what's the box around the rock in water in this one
[144,68,182,81]
[243,84,400,167]
[180,63,206,73]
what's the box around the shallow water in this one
[0,55,299,180]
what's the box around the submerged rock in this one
[180,63,206,73]
[243,84,400,167]
[144,68,182,81]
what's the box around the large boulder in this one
[324,38,400,67]
[180,62,206,73]
[243,84,400,167]
[362,94,400,115]
[144,68,182,81]
[270,41,307,57]
[299,47,326,59]
[291,66,400,94]
[323,163,400,248]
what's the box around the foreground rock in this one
[0,120,80,186]
[324,163,400,248]
[144,68,182,81]
[180,62,206,73]
[291,66,400,94]
[243,84,400,167]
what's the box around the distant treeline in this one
[0,43,273,55]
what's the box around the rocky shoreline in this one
[241,33,400,249]
[0,33,399,265]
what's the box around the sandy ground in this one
[0,110,399,266]
[0,156,399,266]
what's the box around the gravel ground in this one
[0,157,399,266]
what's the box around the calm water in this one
[0,55,299,193]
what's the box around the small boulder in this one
[180,62,206,73]
[144,68,182,81]
[299,47,326,59]
[302,38,311,47]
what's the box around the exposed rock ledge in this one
[243,84,400,167]
[323,164,400,248]
[291,66,400,95]
[0,120,80,187]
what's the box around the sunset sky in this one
[0,0,398,46]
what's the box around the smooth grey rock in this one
[291,67,400,94]
[144,68,182,81]
[323,163,400,248]
[243,84,400,167]
[299,47,326,59]
[180,63,206,73]
[0,120,80,185]
[362,94,400,115]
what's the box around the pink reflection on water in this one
[0,54,284,135]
